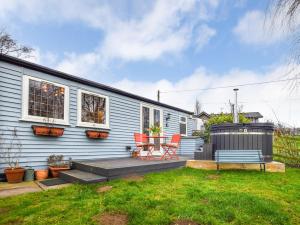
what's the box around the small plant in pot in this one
[0,128,25,183]
[47,154,70,178]
[148,125,162,136]
[148,125,162,150]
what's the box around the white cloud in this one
[24,48,58,66]
[0,0,113,29]
[233,8,300,45]
[100,0,195,61]
[56,52,109,81]
[195,24,216,51]
[0,0,218,73]
[112,64,300,127]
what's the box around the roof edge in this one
[0,54,193,115]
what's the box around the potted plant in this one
[149,125,162,136]
[47,154,70,178]
[35,169,49,180]
[0,128,25,183]
[148,125,162,150]
[86,130,109,139]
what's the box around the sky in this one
[1,0,300,127]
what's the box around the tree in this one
[194,99,202,115]
[272,0,300,61]
[274,0,300,26]
[270,1,300,91]
[0,29,33,58]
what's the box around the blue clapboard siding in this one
[179,137,204,155]
[0,61,197,172]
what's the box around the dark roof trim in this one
[0,54,193,114]
[197,111,210,118]
[242,112,263,118]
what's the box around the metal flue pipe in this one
[233,88,239,123]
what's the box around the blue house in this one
[0,55,202,174]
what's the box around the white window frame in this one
[77,89,110,129]
[140,104,163,135]
[179,116,187,136]
[21,75,69,125]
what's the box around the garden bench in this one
[215,150,265,172]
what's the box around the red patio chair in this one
[134,133,155,160]
[161,134,181,160]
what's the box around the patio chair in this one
[134,133,155,160]
[161,134,181,160]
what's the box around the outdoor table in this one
[146,136,167,147]
[145,136,168,160]
[146,135,167,140]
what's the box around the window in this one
[179,116,187,136]
[140,104,163,135]
[22,76,69,125]
[140,104,163,150]
[77,90,109,128]
[142,106,150,135]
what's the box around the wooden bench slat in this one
[215,149,265,172]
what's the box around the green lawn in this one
[0,168,299,225]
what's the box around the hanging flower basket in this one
[86,130,109,139]
[32,125,64,137]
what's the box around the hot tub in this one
[210,123,274,162]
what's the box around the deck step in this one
[59,170,107,184]
[72,158,188,180]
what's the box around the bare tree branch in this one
[269,1,300,92]
[0,29,34,58]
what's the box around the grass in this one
[0,168,299,225]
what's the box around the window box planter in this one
[50,127,64,137]
[32,125,64,137]
[49,166,70,178]
[86,130,109,139]
[4,167,25,183]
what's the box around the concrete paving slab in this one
[0,181,42,198]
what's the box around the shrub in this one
[273,130,300,167]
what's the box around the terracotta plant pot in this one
[132,151,138,158]
[50,127,64,137]
[86,130,109,139]
[35,169,49,180]
[32,125,50,136]
[4,167,25,183]
[49,166,70,178]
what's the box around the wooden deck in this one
[60,156,191,183]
